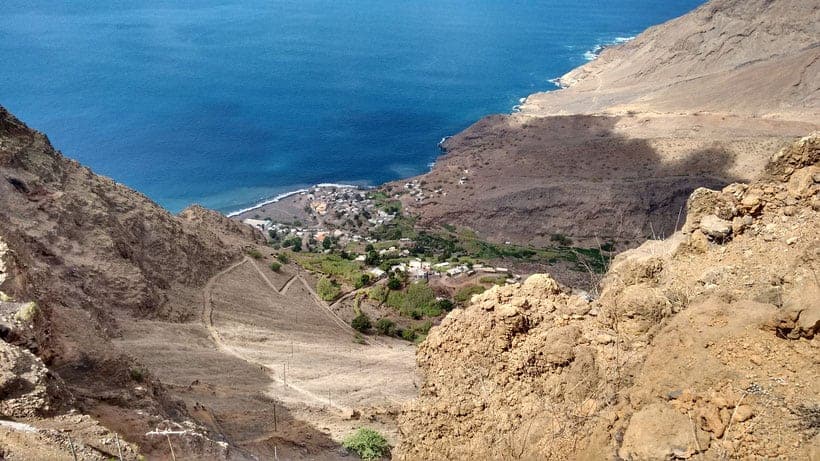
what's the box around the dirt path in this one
[202,257,351,412]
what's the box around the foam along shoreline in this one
[583,35,635,61]
[226,183,368,218]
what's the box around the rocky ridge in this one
[397,134,819,459]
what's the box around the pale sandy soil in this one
[114,257,417,459]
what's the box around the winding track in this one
[201,256,351,412]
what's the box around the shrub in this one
[269,261,282,272]
[400,328,416,341]
[14,302,37,322]
[283,236,302,251]
[414,320,433,335]
[343,428,390,461]
[354,273,371,289]
[435,298,454,312]
[367,285,387,304]
[317,277,341,301]
[550,233,573,246]
[246,248,263,259]
[375,318,397,336]
[353,333,366,344]
[276,253,289,264]
[129,367,145,382]
[365,250,380,266]
[454,284,486,305]
[351,312,372,332]
[387,277,402,290]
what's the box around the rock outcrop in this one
[398,134,820,460]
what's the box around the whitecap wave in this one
[583,35,636,61]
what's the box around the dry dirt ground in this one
[114,257,417,460]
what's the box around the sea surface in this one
[0,0,703,213]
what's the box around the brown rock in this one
[700,215,733,240]
[731,405,755,423]
[619,404,710,460]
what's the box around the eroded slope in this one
[398,134,820,460]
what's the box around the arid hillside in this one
[398,134,819,459]
[400,0,819,247]
[0,107,417,459]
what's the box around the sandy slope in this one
[114,256,416,459]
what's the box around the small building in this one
[242,219,271,233]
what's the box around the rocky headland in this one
[397,0,818,248]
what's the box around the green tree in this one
[365,250,380,266]
[351,312,372,332]
[375,318,397,336]
[387,277,402,290]
[354,273,371,289]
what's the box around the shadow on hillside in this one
[438,113,744,245]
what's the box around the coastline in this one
[226,34,638,220]
[227,183,368,218]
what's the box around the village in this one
[234,182,610,344]
[240,182,518,285]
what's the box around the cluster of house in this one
[242,218,372,248]
[240,185,522,287]
[361,257,519,284]
[404,179,446,203]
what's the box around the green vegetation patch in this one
[343,428,390,461]
[454,285,486,305]
[375,318,397,336]
[385,282,441,319]
[479,275,508,285]
[370,214,417,241]
[351,312,372,332]
[294,253,365,286]
[246,248,264,259]
[316,277,341,301]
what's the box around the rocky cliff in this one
[397,134,819,459]
[0,106,264,459]
[400,0,818,247]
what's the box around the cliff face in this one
[400,0,819,247]
[0,106,264,458]
[397,134,820,459]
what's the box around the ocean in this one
[0,0,703,214]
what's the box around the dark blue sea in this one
[0,0,703,213]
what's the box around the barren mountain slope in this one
[402,0,819,247]
[397,134,820,459]
[525,0,819,119]
[0,105,264,458]
[0,107,417,459]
